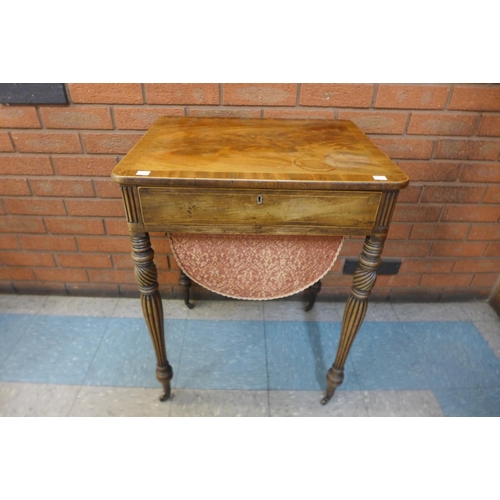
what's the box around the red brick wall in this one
[1,83,499,301]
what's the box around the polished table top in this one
[112,117,409,191]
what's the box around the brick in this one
[0,132,14,152]
[11,132,82,154]
[168,255,180,270]
[337,110,407,134]
[56,253,112,268]
[448,86,500,111]
[66,199,124,217]
[483,186,500,204]
[94,179,121,198]
[375,85,450,109]
[5,198,66,216]
[34,267,88,282]
[471,274,499,287]
[420,273,473,287]
[149,237,172,254]
[397,161,460,182]
[30,179,95,197]
[376,275,421,287]
[0,251,55,267]
[40,106,113,129]
[459,163,500,183]
[407,113,478,136]
[82,133,143,154]
[398,186,422,203]
[467,225,500,241]
[0,155,53,175]
[19,235,77,251]
[435,139,500,160]
[0,267,35,280]
[224,84,297,106]
[0,179,30,196]
[145,84,219,105]
[264,109,333,120]
[88,268,136,284]
[370,137,434,159]
[421,186,485,204]
[192,108,261,118]
[52,156,117,177]
[382,241,429,257]
[0,202,5,215]
[429,242,487,257]
[453,259,500,273]
[104,219,129,235]
[300,84,373,108]
[0,216,46,233]
[45,218,105,235]
[0,235,20,249]
[0,105,40,128]
[387,223,412,240]
[68,84,143,104]
[114,107,184,130]
[477,115,500,136]
[441,206,500,222]
[410,223,470,240]
[399,259,454,274]
[485,243,500,257]
[112,254,134,269]
[77,236,131,253]
[392,205,442,222]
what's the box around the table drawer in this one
[138,187,381,233]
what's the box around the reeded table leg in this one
[321,234,386,405]
[130,231,173,401]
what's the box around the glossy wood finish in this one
[112,117,408,405]
[112,117,409,191]
[138,187,381,235]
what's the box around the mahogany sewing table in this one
[111,117,409,405]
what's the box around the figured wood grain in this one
[138,187,381,234]
[112,117,409,191]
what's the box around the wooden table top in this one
[112,117,409,191]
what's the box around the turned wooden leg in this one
[305,280,322,312]
[179,269,194,309]
[130,231,173,402]
[321,234,386,405]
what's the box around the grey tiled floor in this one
[0,294,499,417]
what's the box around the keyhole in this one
[257,196,263,204]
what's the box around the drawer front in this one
[138,187,381,233]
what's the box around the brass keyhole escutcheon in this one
[257,195,263,204]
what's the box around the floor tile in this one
[112,298,189,320]
[433,387,500,417]
[169,389,269,417]
[364,390,443,417]
[462,302,500,322]
[269,390,368,417]
[393,303,471,322]
[69,386,172,417]
[175,320,267,390]
[265,321,359,391]
[351,321,500,391]
[408,322,500,390]
[0,294,48,315]
[38,296,119,317]
[473,320,500,361]
[264,300,340,322]
[0,314,35,366]
[187,300,264,321]
[0,381,80,417]
[84,318,185,388]
[0,315,109,385]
